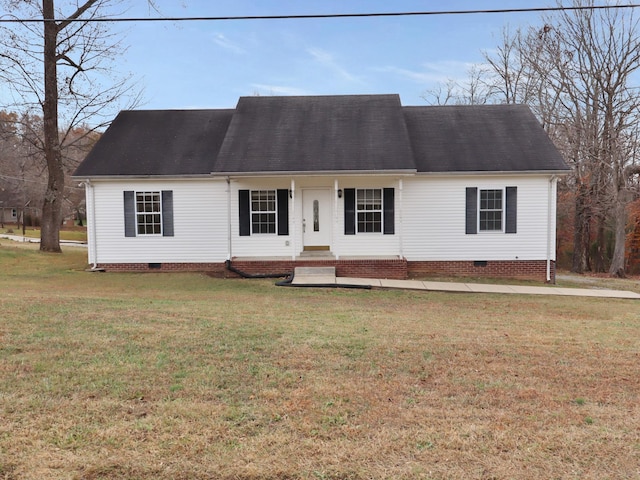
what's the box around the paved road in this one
[0,234,87,247]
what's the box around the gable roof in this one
[213,94,416,174]
[403,104,568,173]
[73,109,233,177]
[73,95,569,178]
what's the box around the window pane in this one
[357,189,382,210]
[357,211,381,233]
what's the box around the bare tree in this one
[0,0,140,251]
[421,65,495,106]
[479,1,640,276]
[544,1,640,276]
[421,78,459,106]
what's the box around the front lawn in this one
[1,244,639,479]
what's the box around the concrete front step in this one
[292,266,336,284]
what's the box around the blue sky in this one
[120,1,554,110]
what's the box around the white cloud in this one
[376,61,477,85]
[212,33,245,54]
[307,47,365,85]
[250,84,310,96]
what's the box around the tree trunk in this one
[571,184,590,273]
[593,219,606,273]
[609,195,628,277]
[40,0,63,253]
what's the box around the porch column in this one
[291,178,296,261]
[334,179,340,260]
[399,178,404,258]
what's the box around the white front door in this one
[302,189,332,250]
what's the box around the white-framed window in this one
[356,188,382,233]
[124,190,173,238]
[136,191,162,235]
[10,208,17,220]
[251,190,276,234]
[479,189,503,232]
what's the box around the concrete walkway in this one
[291,267,640,300]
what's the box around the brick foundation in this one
[229,258,408,280]
[96,262,229,276]
[407,260,555,283]
[96,258,407,279]
[96,258,555,283]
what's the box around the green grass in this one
[1,243,640,479]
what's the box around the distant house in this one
[73,94,569,282]
[0,206,18,225]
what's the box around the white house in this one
[73,94,569,282]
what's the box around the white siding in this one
[230,179,294,258]
[230,177,402,258]
[91,179,228,264]
[86,174,558,264]
[402,175,557,261]
[332,177,400,257]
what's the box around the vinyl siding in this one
[86,174,557,264]
[230,177,401,258]
[332,178,400,257]
[231,179,294,257]
[402,175,557,261]
[90,179,228,264]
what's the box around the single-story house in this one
[73,94,569,282]
[0,207,18,224]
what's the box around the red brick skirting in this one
[97,262,228,276]
[96,259,554,282]
[407,260,555,283]
[97,259,407,279]
[230,258,408,280]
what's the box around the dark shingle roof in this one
[403,104,568,173]
[212,94,416,173]
[73,109,233,177]
[73,95,569,178]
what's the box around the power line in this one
[0,173,83,190]
[1,4,640,24]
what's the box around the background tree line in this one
[425,0,640,277]
[0,109,98,227]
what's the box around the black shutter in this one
[161,190,174,237]
[239,190,251,236]
[123,190,136,237]
[505,186,517,234]
[277,189,289,235]
[344,188,356,235]
[383,188,395,235]
[465,187,478,234]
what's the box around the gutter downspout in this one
[84,180,98,270]
[546,175,557,283]
[226,177,232,261]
